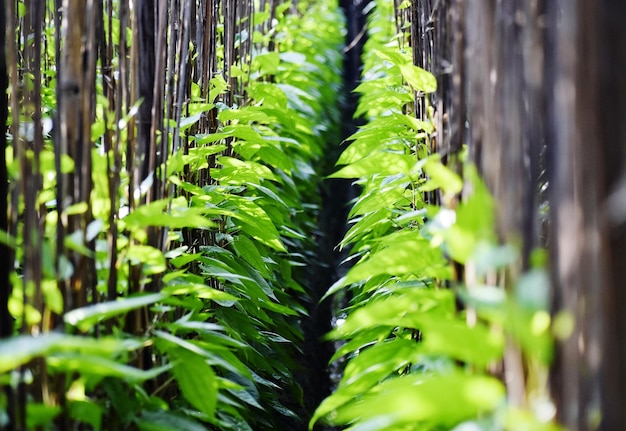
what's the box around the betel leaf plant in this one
[311,1,559,430]
[2,0,344,430]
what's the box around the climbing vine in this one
[5,0,619,430]
[311,1,558,430]
[1,0,343,429]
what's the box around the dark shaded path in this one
[298,1,369,430]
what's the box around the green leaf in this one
[232,234,270,277]
[179,112,204,131]
[399,63,437,93]
[212,156,278,184]
[26,403,62,429]
[171,348,218,419]
[251,51,280,76]
[224,196,286,251]
[332,289,456,337]
[372,49,411,66]
[0,333,142,373]
[345,237,449,284]
[416,317,504,366]
[443,169,496,263]
[170,252,203,268]
[349,178,409,217]
[209,74,229,104]
[338,339,419,395]
[330,152,417,179]
[328,372,505,427]
[127,245,167,275]
[122,197,217,230]
[47,354,170,382]
[218,106,271,124]
[247,82,288,109]
[393,112,434,134]
[69,400,103,431]
[422,158,463,195]
[64,293,166,332]
[162,281,239,303]
[136,410,208,431]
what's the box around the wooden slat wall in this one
[410,1,626,429]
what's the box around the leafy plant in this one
[2,0,344,429]
[310,1,559,430]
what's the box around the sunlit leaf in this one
[399,63,437,93]
[0,333,142,373]
[64,293,166,332]
[127,245,167,274]
[47,354,170,381]
[330,152,417,179]
[212,156,278,184]
[331,289,456,337]
[329,372,505,427]
[422,158,463,195]
[345,237,449,284]
[122,198,217,230]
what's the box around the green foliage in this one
[3,1,560,430]
[310,1,558,430]
[2,0,344,429]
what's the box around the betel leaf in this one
[331,289,456,337]
[349,178,409,217]
[161,281,239,302]
[399,63,437,93]
[122,197,217,230]
[443,167,496,263]
[409,315,504,367]
[171,347,218,420]
[393,112,434,134]
[153,330,244,376]
[256,144,296,172]
[179,112,204,131]
[341,208,391,248]
[0,333,64,373]
[330,152,417,179]
[46,354,171,382]
[224,196,286,251]
[246,82,288,109]
[187,103,215,116]
[338,339,419,394]
[169,252,203,268]
[208,74,228,104]
[251,51,280,77]
[232,234,270,277]
[26,403,62,430]
[64,293,166,332]
[372,48,411,67]
[135,410,208,431]
[218,106,271,124]
[309,392,355,430]
[127,245,167,275]
[68,400,103,431]
[212,156,278,184]
[0,333,144,373]
[328,372,505,428]
[422,158,464,195]
[345,237,450,284]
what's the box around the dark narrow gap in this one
[0,0,11,340]
[0,2,15,430]
[297,1,368,430]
